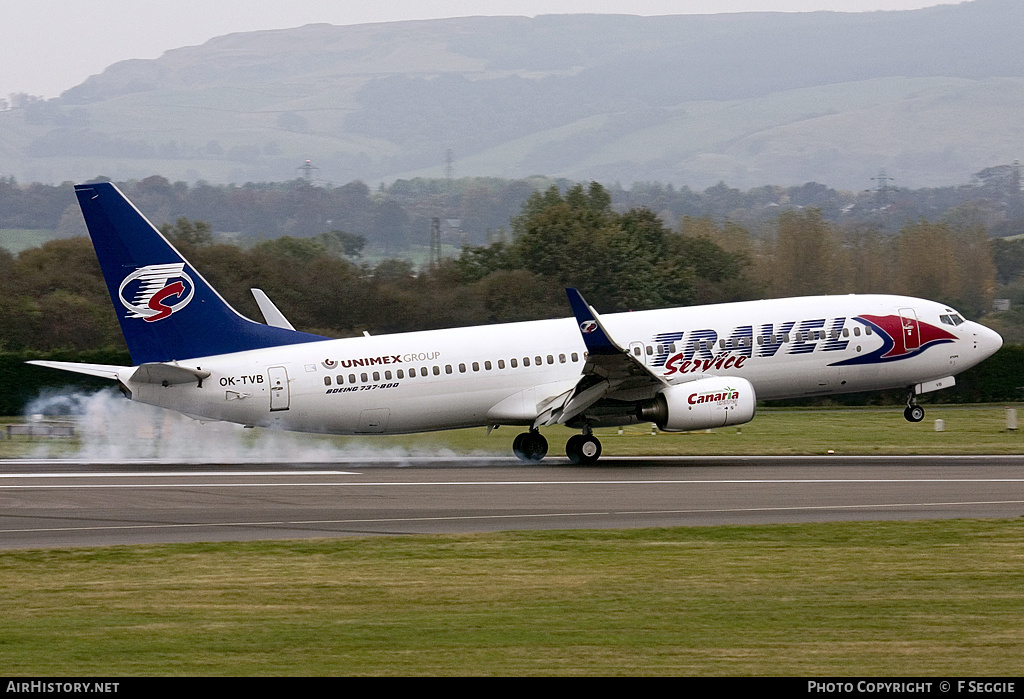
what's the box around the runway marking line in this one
[3,477,1024,489]
[3,499,1024,535]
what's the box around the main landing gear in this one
[904,391,925,423]
[566,426,602,465]
[566,434,602,465]
[512,429,548,462]
[512,428,603,464]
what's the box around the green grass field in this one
[2,521,1023,676]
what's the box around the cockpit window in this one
[939,313,965,326]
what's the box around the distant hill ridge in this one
[3,0,1022,188]
[61,3,1024,104]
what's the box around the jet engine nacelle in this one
[637,376,756,432]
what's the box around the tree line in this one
[3,162,1024,254]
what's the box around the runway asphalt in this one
[2,455,1024,548]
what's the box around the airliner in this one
[30,182,1004,464]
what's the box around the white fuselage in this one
[118,294,1002,435]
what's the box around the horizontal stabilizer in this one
[26,360,126,381]
[28,360,210,388]
[131,363,211,386]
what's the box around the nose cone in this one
[973,323,1003,359]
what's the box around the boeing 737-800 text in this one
[30,182,1004,463]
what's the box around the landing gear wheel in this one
[904,405,925,423]
[513,431,548,462]
[566,434,602,465]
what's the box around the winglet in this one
[565,288,621,356]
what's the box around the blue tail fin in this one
[75,182,329,365]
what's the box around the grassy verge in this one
[3,405,1024,459]
[1,520,1023,676]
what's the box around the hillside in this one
[1,0,1022,189]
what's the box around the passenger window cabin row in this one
[325,320,890,387]
[324,352,582,387]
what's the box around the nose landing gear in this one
[904,391,925,423]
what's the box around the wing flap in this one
[486,379,579,425]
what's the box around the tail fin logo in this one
[118,263,195,322]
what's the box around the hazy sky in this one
[3,0,956,99]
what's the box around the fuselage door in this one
[268,365,290,411]
[899,308,921,351]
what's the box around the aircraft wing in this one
[536,289,669,427]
